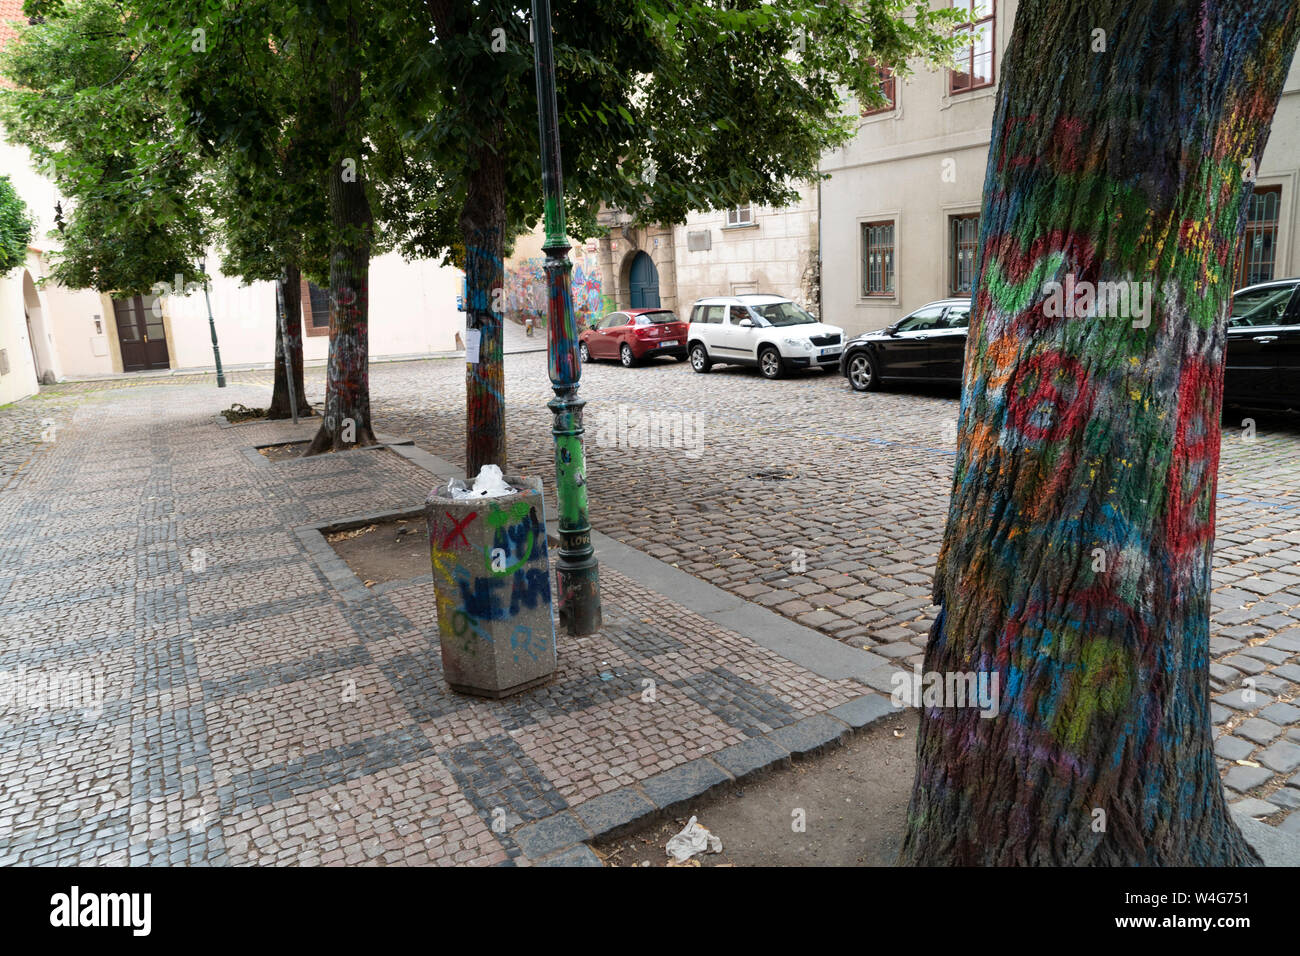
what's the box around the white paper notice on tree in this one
[464,327,481,364]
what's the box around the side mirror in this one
[886,324,899,336]
[738,318,753,328]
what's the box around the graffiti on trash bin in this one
[429,502,552,656]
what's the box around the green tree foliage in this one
[395,0,962,472]
[0,176,34,274]
[0,0,210,293]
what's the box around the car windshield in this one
[635,311,678,325]
[751,302,817,327]
[1229,286,1294,326]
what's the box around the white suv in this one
[686,294,844,379]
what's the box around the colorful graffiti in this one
[505,248,604,329]
[900,1,1300,866]
[426,485,557,695]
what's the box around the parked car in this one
[839,298,970,391]
[579,308,689,366]
[686,294,844,379]
[839,282,1300,408]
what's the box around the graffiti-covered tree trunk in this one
[307,13,376,455]
[901,0,1300,866]
[268,262,306,420]
[462,136,507,477]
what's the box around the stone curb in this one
[222,420,1300,867]
[523,696,897,866]
[272,434,908,865]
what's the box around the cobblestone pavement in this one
[3,347,1300,851]
[364,351,1300,832]
[0,383,869,864]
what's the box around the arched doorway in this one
[22,270,56,384]
[628,251,660,308]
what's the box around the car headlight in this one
[783,338,813,350]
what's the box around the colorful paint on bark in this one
[901,0,1300,865]
[464,228,507,476]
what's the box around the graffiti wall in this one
[505,248,604,329]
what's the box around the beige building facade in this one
[820,0,1300,339]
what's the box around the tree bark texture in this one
[268,262,306,420]
[901,0,1300,865]
[307,13,376,455]
[462,136,508,477]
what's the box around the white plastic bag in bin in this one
[448,464,514,500]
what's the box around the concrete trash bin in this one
[425,474,556,698]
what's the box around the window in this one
[861,221,896,296]
[896,305,948,333]
[726,205,754,227]
[703,305,724,323]
[728,306,751,325]
[861,67,896,116]
[950,214,980,295]
[752,302,817,327]
[945,305,972,328]
[1235,186,1281,288]
[1228,284,1295,327]
[302,280,331,337]
[950,0,995,94]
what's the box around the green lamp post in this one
[531,0,601,636]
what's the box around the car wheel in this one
[847,351,879,392]
[758,346,783,379]
[689,343,711,373]
[579,342,590,363]
[620,343,636,367]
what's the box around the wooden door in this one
[113,295,170,371]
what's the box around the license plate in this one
[819,347,841,356]
[660,340,678,347]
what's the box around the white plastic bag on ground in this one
[665,815,722,863]
[448,464,514,500]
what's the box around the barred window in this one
[950,214,980,295]
[861,221,896,297]
[1235,186,1281,288]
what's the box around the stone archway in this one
[22,270,56,385]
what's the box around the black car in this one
[840,281,1300,407]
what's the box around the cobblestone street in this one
[1,348,1299,867]
[375,351,1300,831]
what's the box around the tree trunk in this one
[462,135,507,477]
[901,0,1300,866]
[307,14,376,455]
[267,262,306,420]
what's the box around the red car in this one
[579,308,689,366]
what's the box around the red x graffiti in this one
[442,511,477,549]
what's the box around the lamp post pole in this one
[202,257,226,388]
[531,0,601,636]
